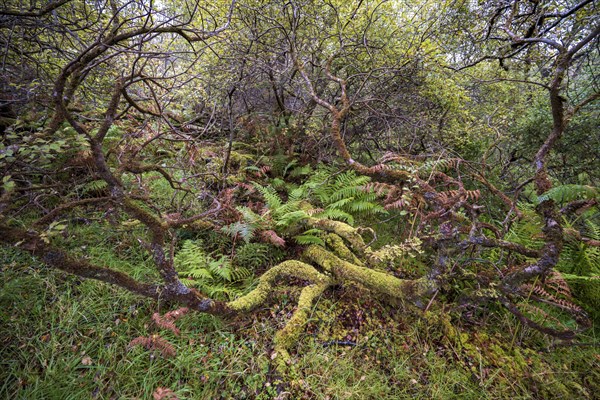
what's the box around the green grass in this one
[1,240,598,399]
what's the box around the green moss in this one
[273,282,330,374]
[227,261,331,312]
[303,245,435,306]
[307,218,371,256]
[324,233,363,266]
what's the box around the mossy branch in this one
[273,282,330,374]
[227,260,332,312]
[304,244,436,306]
[307,218,371,256]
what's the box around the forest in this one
[0,0,598,398]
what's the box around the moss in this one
[227,261,331,312]
[122,197,167,240]
[304,245,435,306]
[307,218,371,256]
[186,220,216,231]
[324,233,364,266]
[273,282,330,374]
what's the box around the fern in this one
[174,240,252,300]
[313,208,354,224]
[289,164,313,177]
[252,183,283,210]
[306,168,387,219]
[294,232,325,246]
[221,205,267,243]
[79,179,108,196]
[417,158,459,177]
[221,221,256,243]
[537,184,598,205]
[234,243,270,269]
[235,243,285,270]
[276,210,310,227]
[503,202,545,252]
[207,255,233,281]
[250,165,386,246]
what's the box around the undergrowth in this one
[1,240,598,399]
[1,164,598,399]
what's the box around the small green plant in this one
[174,240,252,300]
[229,165,388,246]
[234,243,284,270]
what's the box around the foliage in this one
[1,251,598,399]
[0,0,598,395]
[174,240,252,300]
[537,185,598,205]
[234,243,284,270]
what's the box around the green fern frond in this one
[271,177,288,190]
[274,200,303,217]
[230,267,253,281]
[282,159,298,177]
[185,268,213,280]
[174,240,209,269]
[558,214,600,277]
[235,243,284,269]
[294,233,325,246]
[208,256,233,282]
[417,158,458,176]
[347,200,386,214]
[203,284,238,300]
[584,219,600,241]
[537,184,598,205]
[80,179,108,195]
[221,221,256,243]
[276,210,309,227]
[315,208,354,224]
[288,186,311,202]
[236,206,262,225]
[252,183,283,210]
[326,197,354,209]
[174,240,251,300]
[180,277,200,288]
[503,202,545,251]
[289,164,313,177]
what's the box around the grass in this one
[1,227,599,399]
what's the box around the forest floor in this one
[1,232,598,400]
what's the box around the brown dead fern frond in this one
[152,312,179,335]
[164,307,190,321]
[545,271,573,298]
[128,335,176,358]
[518,303,568,330]
[522,271,584,315]
[259,229,286,247]
[363,182,395,196]
[438,189,480,204]
[152,307,190,335]
[153,387,180,400]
